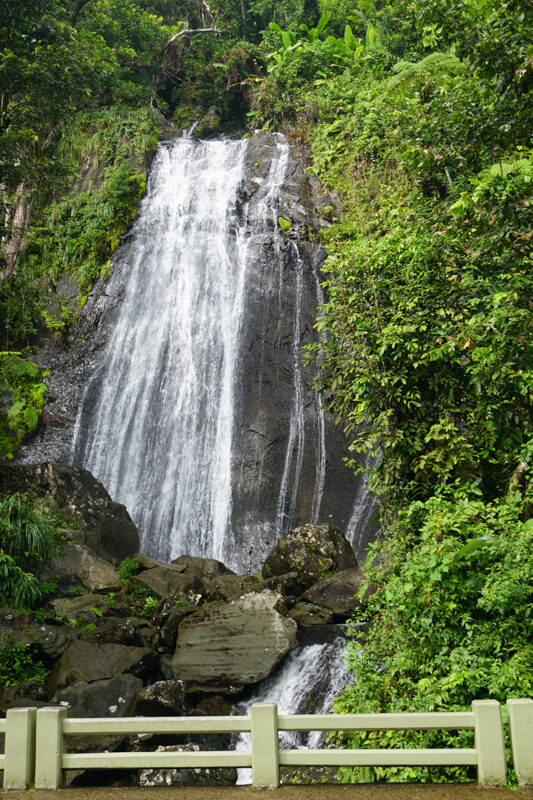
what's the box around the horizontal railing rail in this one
[1,698,531,790]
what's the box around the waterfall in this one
[233,631,351,784]
[70,132,375,570]
[275,243,306,537]
[74,137,251,562]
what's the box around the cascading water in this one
[69,132,376,571]
[233,631,352,784]
[73,137,252,562]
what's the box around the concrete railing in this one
[0,707,36,790]
[0,699,531,790]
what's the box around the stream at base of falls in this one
[233,628,351,785]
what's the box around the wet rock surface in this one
[172,590,298,693]
[262,524,358,588]
[48,640,154,692]
[0,461,138,561]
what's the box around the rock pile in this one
[0,463,373,786]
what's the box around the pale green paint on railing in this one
[2,698,531,790]
[278,711,475,731]
[507,699,533,785]
[2,707,36,790]
[278,748,479,767]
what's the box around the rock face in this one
[301,567,366,617]
[48,640,153,692]
[133,567,201,600]
[56,543,122,591]
[172,590,298,693]
[0,461,138,561]
[262,523,358,588]
[53,674,142,717]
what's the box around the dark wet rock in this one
[158,654,175,682]
[55,543,122,592]
[153,597,199,651]
[133,567,202,600]
[27,623,79,658]
[0,462,138,562]
[262,523,358,589]
[288,602,334,627]
[170,554,234,580]
[301,566,365,618]
[138,744,237,787]
[79,617,156,648]
[194,695,232,717]
[53,674,142,717]
[48,640,154,692]
[202,573,263,603]
[172,589,298,693]
[296,623,348,648]
[133,680,185,716]
[0,681,48,713]
[261,571,302,603]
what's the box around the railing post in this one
[472,700,506,785]
[4,707,36,789]
[35,707,66,789]
[507,698,533,785]
[251,702,279,788]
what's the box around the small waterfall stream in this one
[234,631,351,784]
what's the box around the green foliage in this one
[0,633,48,689]
[307,50,532,506]
[118,556,142,582]
[140,595,158,617]
[336,482,533,782]
[0,353,48,458]
[0,493,62,608]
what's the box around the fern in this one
[386,52,464,90]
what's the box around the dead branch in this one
[166,27,223,48]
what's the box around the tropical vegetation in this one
[1,0,531,782]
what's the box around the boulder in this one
[133,680,185,716]
[288,602,333,627]
[55,543,122,592]
[79,617,156,648]
[262,524,357,589]
[133,567,201,600]
[26,624,79,658]
[53,674,142,717]
[48,640,153,692]
[0,682,48,713]
[170,554,234,580]
[0,462,138,561]
[153,597,198,651]
[52,594,110,621]
[301,567,366,618]
[138,744,236,787]
[172,590,298,693]
[202,573,263,603]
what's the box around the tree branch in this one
[166,27,222,48]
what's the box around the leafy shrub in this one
[118,556,141,582]
[0,353,48,458]
[0,633,48,689]
[336,483,533,782]
[0,493,61,608]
